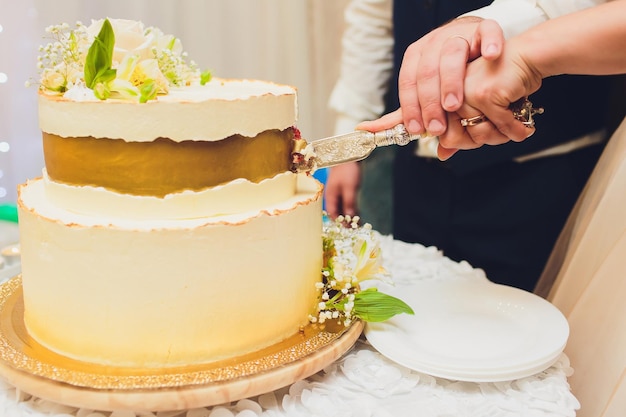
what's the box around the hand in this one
[324,162,361,219]
[438,25,544,156]
[399,17,504,137]
[357,19,538,161]
[356,109,464,161]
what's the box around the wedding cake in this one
[17,19,323,367]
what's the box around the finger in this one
[440,109,510,150]
[440,35,471,112]
[356,108,404,132]
[324,167,348,219]
[464,121,512,146]
[483,105,536,142]
[414,46,447,136]
[437,144,458,161]
[439,111,482,150]
[323,182,341,219]
[475,19,504,60]
[340,183,358,217]
[398,43,425,134]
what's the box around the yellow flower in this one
[351,237,387,283]
[130,59,169,94]
[116,54,139,81]
[40,68,67,92]
[109,78,139,101]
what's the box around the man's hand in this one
[398,16,504,137]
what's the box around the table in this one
[0,236,580,416]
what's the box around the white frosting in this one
[24,174,317,229]
[18,175,323,366]
[62,84,97,101]
[39,79,297,142]
[42,170,298,220]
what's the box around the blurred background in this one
[0,0,348,206]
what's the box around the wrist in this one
[512,30,553,80]
[460,1,547,39]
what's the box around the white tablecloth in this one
[0,236,580,417]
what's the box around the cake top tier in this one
[36,18,297,141]
[39,80,297,142]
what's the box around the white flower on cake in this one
[85,19,157,63]
[36,18,211,102]
[314,215,414,327]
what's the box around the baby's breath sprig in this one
[311,214,414,327]
[36,22,89,93]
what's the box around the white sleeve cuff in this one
[332,114,365,136]
[461,0,548,39]
[328,80,388,133]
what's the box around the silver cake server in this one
[291,124,427,173]
[291,98,544,174]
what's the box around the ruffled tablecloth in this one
[0,236,580,417]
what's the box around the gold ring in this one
[460,114,488,127]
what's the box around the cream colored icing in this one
[42,170,298,220]
[18,175,323,367]
[38,79,297,142]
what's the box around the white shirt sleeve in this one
[462,0,609,39]
[328,0,394,134]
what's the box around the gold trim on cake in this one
[42,129,294,197]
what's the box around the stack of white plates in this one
[365,279,569,382]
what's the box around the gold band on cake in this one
[43,129,295,197]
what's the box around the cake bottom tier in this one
[17,175,323,368]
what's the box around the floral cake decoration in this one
[315,215,414,326]
[33,18,211,102]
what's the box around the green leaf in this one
[84,19,116,90]
[68,31,78,56]
[358,239,367,258]
[200,70,212,86]
[109,78,140,100]
[167,36,177,51]
[93,82,111,100]
[95,68,117,84]
[352,287,414,322]
[139,79,158,103]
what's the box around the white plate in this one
[365,280,569,382]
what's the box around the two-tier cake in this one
[17,18,323,367]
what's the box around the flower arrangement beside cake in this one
[317,214,413,326]
[13,18,411,371]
